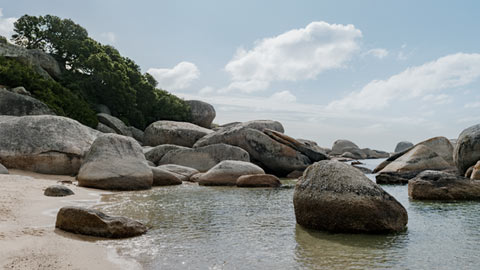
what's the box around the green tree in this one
[11,14,191,129]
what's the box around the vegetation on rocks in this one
[1,14,191,128]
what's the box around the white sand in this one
[0,170,142,270]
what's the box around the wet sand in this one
[0,170,141,270]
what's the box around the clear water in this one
[97,159,480,270]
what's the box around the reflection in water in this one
[294,225,406,270]
[96,160,480,270]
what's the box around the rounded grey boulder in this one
[198,160,265,186]
[0,115,98,175]
[454,124,480,175]
[0,88,55,116]
[293,160,408,233]
[330,139,360,156]
[159,143,250,172]
[144,120,213,147]
[186,100,216,128]
[77,134,153,190]
[394,141,414,153]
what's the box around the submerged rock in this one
[55,206,147,238]
[293,160,408,233]
[454,124,480,175]
[198,160,265,186]
[408,170,480,200]
[44,185,74,197]
[144,120,213,147]
[77,134,153,190]
[236,174,281,188]
[0,115,98,175]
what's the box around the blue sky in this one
[1,1,480,151]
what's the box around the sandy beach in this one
[0,170,141,270]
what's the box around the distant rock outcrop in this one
[186,100,216,128]
[395,141,414,153]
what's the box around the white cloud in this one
[270,90,297,103]
[147,62,200,91]
[199,86,215,95]
[224,21,362,92]
[327,53,480,111]
[0,8,17,39]
[422,94,452,105]
[465,101,480,108]
[364,48,389,59]
[100,32,116,44]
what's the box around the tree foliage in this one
[0,57,98,127]
[8,14,191,129]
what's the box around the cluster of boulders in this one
[374,136,455,184]
[329,139,390,160]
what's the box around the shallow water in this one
[98,159,480,270]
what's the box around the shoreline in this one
[0,170,141,270]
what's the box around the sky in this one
[1,0,480,151]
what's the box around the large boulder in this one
[330,139,359,156]
[395,141,414,153]
[198,160,265,186]
[186,100,216,128]
[418,136,454,165]
[96,122,117,134]
[454,124,480,175]
[97,113,132,137]
[408,170,480,200]
[379,145,451,174]
[0,115,98,175]
[77,134,153,190]
[194,126,311,176]
[151,167,182,186]
[293,160,408,233]
[0,88,55,116]
[159,143,250,172]
[0,41,62,79]
[144,144,189,165]
[236,174,281,188]
[263,129,328,162]
[144,120,213,147]
[55,206,147,238]
[128,126,144,144]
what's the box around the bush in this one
[0,57,98,127]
